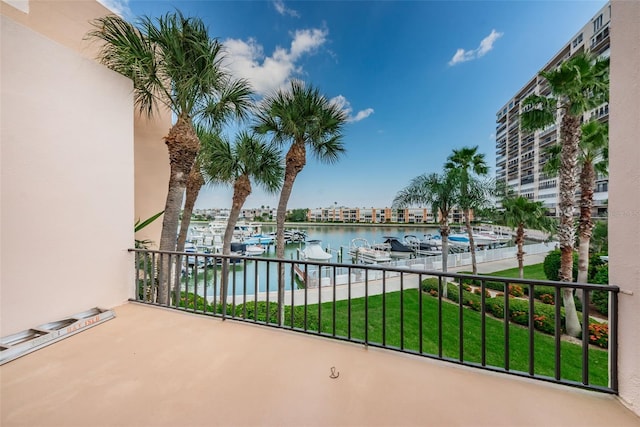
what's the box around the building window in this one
[593,14,603,32]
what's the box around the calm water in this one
[184,224,440,298]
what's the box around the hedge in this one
[420,279,607,346]
[176,292,319,329]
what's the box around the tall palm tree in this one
[254,80,347,319]
[544,120,608,285]
[444,146,489,274]
[521,52,609,337]
[394,171,460,297]
[88,12,252,304]
[200,129,283,306]
[500,197,554,279]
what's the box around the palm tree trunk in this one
[176,165,205,253]
[220,175,252,308]
[577,162,595,284]
[440,212,450,299]
[157,115,200,306]
[464,209,477,274]
[516,224,525,279]
[558,113,581,337]
[275,141,307,324]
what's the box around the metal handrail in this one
[128,248,619,394]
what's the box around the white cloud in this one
[223,28,328,96]
[329,95,374,123]
[273,0,299,17]
[448,29,503,66]
[96,0,131,18]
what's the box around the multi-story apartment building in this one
[306,206,465,224]
[496,2,610,217]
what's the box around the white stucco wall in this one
[0,16,134,335]
[609,0,640,416]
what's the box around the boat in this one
[403,235,442,256]
[348,238,391,264]
[244,244,266,257]
[300,240,332,261]
[283,229,307,243]
[373,237,414,259]
[242,234,275,245]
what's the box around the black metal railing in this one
[129,248,618,393]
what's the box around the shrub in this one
[177,292,214,312]
[473,288,492,298]
[589,323,608,348]
[543,249,578,281]
[421,278,482,311]
[233,302,319,330]
[588,253,607,281]
[539,293,554,305]
[589,264,609,315]
[486,296,558,334]
[508,284,524,297]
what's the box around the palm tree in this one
[500,197,554,279]
[444,146,489,274]
[254,80,347,319]
[394,171,460,297]
[544,120,608,285]
[200,129,283,306]
[88,12,252,304]
[176,83,255,254]
[521,52,609,337]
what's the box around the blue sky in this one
[101,0,607,209]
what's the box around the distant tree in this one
[394,170,460,297]
[520,52,609,337]
[499,196,554,278]
[445,146,490,274]
[287,209,309,222]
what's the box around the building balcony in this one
[3,299,637,427]
[1,244,636,425]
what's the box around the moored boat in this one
[348,238,392,264]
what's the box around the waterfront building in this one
[495,2,610,217]
[306,206,465,224]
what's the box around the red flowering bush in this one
[508,284,524,297]
[539,293,555,305]
[473,288,492,298]
[589,323,608,348]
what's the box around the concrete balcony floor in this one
[2,303,639,427]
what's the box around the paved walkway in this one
[229,251,551,306]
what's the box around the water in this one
[183,224,440,299]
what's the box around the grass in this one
[459,263,548,281]
[296,289,608,387]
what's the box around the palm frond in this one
[520,95,556,131]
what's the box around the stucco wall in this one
[609,0,640,416]
[0,16,134,335]
[1,0,171,247]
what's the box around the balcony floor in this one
[2,303,639,427]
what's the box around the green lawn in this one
[459,263,548,280]
[297,289,608,387]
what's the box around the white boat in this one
[403,235,442,256]
[244,244,266,257]
[301,240,332,261]
[372,237,414,259]
[283,229,307,243]
[348,238,392,264]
